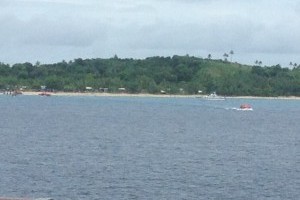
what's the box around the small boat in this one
[239,104,253,111]
[12,91,22,96]
[38,92,51,96]
[201,92,225,100]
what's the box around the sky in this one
[1,0,300,67]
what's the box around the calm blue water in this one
[0,95,299,200]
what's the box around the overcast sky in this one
[1,0,300,67]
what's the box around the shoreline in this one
[16,91,300,100]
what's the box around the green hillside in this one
[0,55,299,96]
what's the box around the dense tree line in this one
[0,55,299,96]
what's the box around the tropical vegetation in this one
[0,55,299,96]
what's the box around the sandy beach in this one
[18,91,300,100]
[21,91,196,98]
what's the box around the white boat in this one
[201,92,226,100]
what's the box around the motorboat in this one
[239,104,253,111]
[10,90,23,96]
[201,92,226,100]
[38,91,51,96]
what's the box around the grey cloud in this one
[115,15,258,51]
[0,15,23,44]
[1,0,300,66]
[0,0,9,6]
[295,2,300,14]
[20,17,106,47]
[0,17,104,48]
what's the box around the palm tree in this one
[258,61,262,66]
[229,50,234,62]
[223,53,229,62]
[207,54,212,60]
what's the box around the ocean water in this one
[0,95,299,200]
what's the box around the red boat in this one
[239,104,253,110]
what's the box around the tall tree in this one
[223,53,229,62]
[229,50,234,62]
[207,54,212,60]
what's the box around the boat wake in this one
[226,107,253,111]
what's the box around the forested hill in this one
[0,55,300,96]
